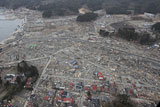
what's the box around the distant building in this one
[94,9,106,16]
[144,12,155,18]
[155,13,160,21]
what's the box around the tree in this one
[1,0,160,17]
[118,27,138,41]
[157,102,160,107]
[76,12,98,22]
[104,94,136,107]
[29,66,39,78]
[16,76,21,84]
[42,10,52,18]
[139,33,156,45]
[152,22,160,33]
[86,91,92,100]
[99,29,109,37]
[54,9,66,16]
[17,60,29,73]
[0,77,2,86]
[106,6,130,15]
[86,0,105,11]
[0,0,7,7]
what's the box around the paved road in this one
[2,56,49,66]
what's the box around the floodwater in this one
[0,9,22,42]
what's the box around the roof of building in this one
[44,96,50,101]
[91,85,97,91]
[63,98,74,103]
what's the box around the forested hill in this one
[0,0,160,16]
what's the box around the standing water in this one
[0,9,23,43]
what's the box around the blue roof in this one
[70,60,77,65]
[74,65,79,69]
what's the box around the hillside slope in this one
[0,0,160,16]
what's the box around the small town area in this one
[0,8,160,107]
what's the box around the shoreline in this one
[0,9,25,46]
[0,22,24,45]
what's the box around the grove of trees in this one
[0,77,2,86]
[117,27,156,45]
[118,28,138,41]
[42,10,52,18]
[76,12,98,22]
[99,29,110,37]
[139,33,156,45]
[0,0,160,18]
[104,94,136,107]
[152,22,160,33]
[1,61,39,102]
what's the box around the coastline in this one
[0,9,25,46]
[0,30,21,45]
[0,22,24,46]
